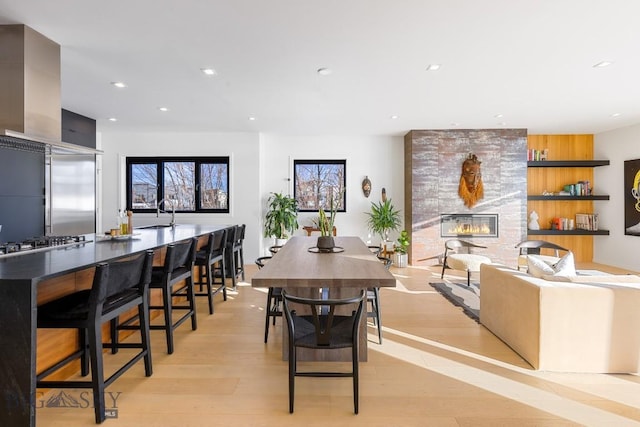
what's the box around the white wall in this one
[99,131,405,262]
[594,124,640,271]
[258,134,405,256]
[100,131,261,261]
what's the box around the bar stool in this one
[36,250,154,424]
[149,237,198,354]
[223,225,238,290]
[367,255,390,344]
[193,229,227,314]
[233,224,246,281]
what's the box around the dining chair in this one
[36,250,154,424]
[194,228,227,314]
[281,289,366,414]
[255,255,283,343]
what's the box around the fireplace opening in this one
[440,214,498,238]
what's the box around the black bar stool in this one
[194,229,227,314]
[36,250,154,424]
[233,224,246,281]
[149,237,198,354]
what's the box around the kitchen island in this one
[0,224,227,427]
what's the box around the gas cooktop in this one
[0,235,92,258]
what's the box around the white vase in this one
[275,238,288,247]
[393,252,408,268]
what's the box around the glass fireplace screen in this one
[440,214,498,238]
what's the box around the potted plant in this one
[365,199,402,254]
[313,189,342,251]
[393,230,410,267]
[264,192,298,246]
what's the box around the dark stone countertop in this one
[0,224,228,282]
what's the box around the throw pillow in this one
[541,251,577,281]
[527,255,555,278]
[552,251,576,276]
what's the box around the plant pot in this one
[393,252,408,268]
[275,238,288,247]
[316,236,335,252]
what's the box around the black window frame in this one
[293,159,347,213]
[126,156,230,214]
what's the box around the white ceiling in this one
[1,0,640,137]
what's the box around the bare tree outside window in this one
[126,157,229,213]
[131,163,157,209]
[294,160,346,212]
[200,163,228,209]
[164,162,195,210]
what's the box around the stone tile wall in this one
[404,129,528,267]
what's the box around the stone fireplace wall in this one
[404,129,528,266]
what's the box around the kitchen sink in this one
[137,224,178,229]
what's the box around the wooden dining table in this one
[251,236,396,361]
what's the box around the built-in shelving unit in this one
[528,229,610,236]
[527,195,610,201]
[527,134,608,262]
[527,160,610,168]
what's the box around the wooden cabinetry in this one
[527,135,609,262]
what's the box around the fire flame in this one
[448,223,491,235]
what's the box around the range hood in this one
[0,25,102,155]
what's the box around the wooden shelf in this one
[527,229,610,236]
[527,195,610,201]
[527,160,610,168]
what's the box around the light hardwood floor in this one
[37,262,640,426]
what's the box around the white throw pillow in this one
[528,251,577,280]
[552,251,576,276]
[541,251,577,281]
[527,255,555,278]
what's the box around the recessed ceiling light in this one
[108,117,117,122]
[494,113,504,118]
[593,61,613,68]
[111,81,127,88]
[317,67,332,76]
[450,122,460,127]
[425,64,441,71]
[201,68,217,76]
[497,122,507,126]
[158,107,169,112]
[390,115,399,120]
[610,112,621,118]
[248,116,256,121]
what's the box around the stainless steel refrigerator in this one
[46,153,96,236]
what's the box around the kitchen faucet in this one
[157,198,176,227]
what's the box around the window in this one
[293,159,346,212]
[126,157,229,213]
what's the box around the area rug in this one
[429,281,480,322]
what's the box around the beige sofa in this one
[480,263,640,373]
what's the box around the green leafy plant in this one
[395,230,410,253]
[264,192,298,239]
[366,199,402,243]
[314,189,342,237]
